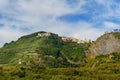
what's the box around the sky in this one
[0,0,120,47]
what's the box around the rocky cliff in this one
[87,32,120,56]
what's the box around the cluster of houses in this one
[36,32,52,37]
[61,36,79,42]
[36,32,91,43]
[61,36,91,43]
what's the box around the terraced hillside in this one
[0,31,120,80]
[0,31,90,67]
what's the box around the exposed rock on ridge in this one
[87,33,120,56]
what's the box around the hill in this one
[0,31,120,80]
[0,31,91,67]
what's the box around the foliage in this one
[112,32,120,40]
[0,31,91,68]
[0,31,120,79]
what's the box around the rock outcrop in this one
[87,32,120,56]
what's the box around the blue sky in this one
[0,0,120,47]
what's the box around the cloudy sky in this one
[0,0,120,47]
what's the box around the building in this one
[61,36,68,41]
[84,38,90,43]
[69,37,79,42]
[61,36,79,42]
[19,59,22,65]
[37,32,52,37]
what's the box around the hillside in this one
[0,31,90,67]
[0,31,120,80]
[0,46,120,80]
[87,32,120,56]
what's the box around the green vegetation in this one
[0,51,120,80]
[0,31,120,80]
[0,31,90,67]
[112,32,120,40]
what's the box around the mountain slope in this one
[0,31,90,67]
[0,32,120,80]
[87,32,120,56]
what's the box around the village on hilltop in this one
[36,32,91,44]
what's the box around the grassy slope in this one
[0,51,120,80]
[0,31,90,67]
[0,32,120,79]
[112,32,120,38]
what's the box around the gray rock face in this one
[87,33,120,56]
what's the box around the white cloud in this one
[0,0,120,47]
[0,26,25,47]
[71,22,104,40]
[95,0,120,19]
[104,21,120,29]
[18,0,86,16]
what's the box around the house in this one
[37,32,52,37]
[61,36,79,42]
[69,37,79,42]
[84,38,90,43]
[43,32,51,36]
[61,36,69,41]
[19,59,22,65]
